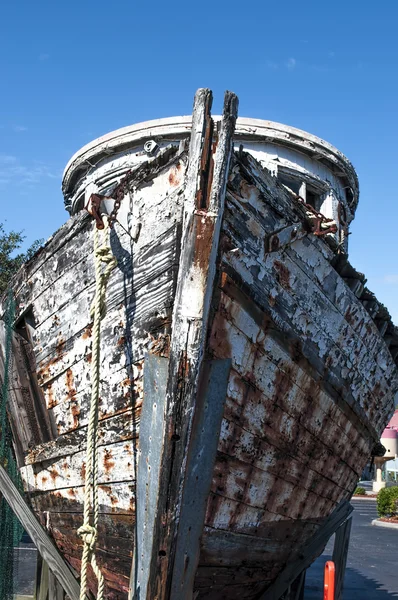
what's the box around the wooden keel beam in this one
[170,358,231,599]
[130,355,169,600]
[137,88,238,600]
[0,464,85,600]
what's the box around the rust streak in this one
[103,449,115,474]
[71,401,81,429]
[168,162,183,187]
[49,468,60,484]
[65,368,76,399]
[82,324,93,339]
[193,213,216,273]
[274,260,291,290]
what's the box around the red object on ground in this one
[324,561,335,600]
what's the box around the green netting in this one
[0,290,24,600]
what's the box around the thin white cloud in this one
[286,58,297,70]
[0,154,59,186]
[329,51,335,58]
[39,53,50,61]
[265,60,279,70]
[13,125,27,132]
[384,275,398,284]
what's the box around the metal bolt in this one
[144,140,159,156]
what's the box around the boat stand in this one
[280,514,352,600]
[259,500,353,600]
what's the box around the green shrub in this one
[354,487,366,495]
[377,486,398,518]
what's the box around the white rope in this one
[78,217,116,600]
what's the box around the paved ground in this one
[357,480,373,491]
[305,498,398,599]
[14,541,37,596]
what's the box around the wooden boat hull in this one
[1,89,397,600]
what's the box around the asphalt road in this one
[305,498,398,599]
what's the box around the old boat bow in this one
[0,88,397,600]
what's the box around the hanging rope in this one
[78,217,116,600]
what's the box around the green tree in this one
[0,223,43,294]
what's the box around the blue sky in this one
[1,1,397,321]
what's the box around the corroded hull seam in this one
[0,89,397,600]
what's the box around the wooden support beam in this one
[0,464,85,600]
[38,561,49,600]
[332,515,352,600]
[49,569,66,600]
[259,500,353,600]
[282,570,306,600]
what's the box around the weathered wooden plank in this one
[33,220,177,342]
[26,408,140,465]
[29,165,183,334]
[30,481,135,514]
[286,237,396,431]
[229,358,365,476]
[204,491,323,544]
[21,439,136,492]
[8,212,91,311]
[221,250,384,443]
[209,308,367,477]
[223,177,397,435]
[194,564,280,587]
[216,418,353,504]
[11,153,185,325]
[0,323,37,459]
[220,401,359,493]
[65,550,131,598]
[227,154,298,227]
[214,277,370,456]
[35,273,173,391]
[50,522,133,559]
[49,361,143,437]
[209,452,336,518]
[223,231,389,428]
[199,525,293,567]
[41,511,134,547]
[0,464,84,600]
[217,272,377,451]
[194,579,270,599]
[49,528,133,575]
[34,233,176,375]
[225,173,392,372]
[262,247,396,417]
